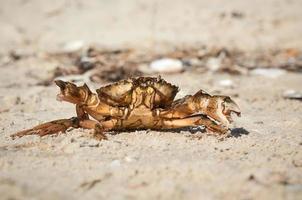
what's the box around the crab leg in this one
[79,119,119,140]
[160,115,228,134]
[11,117,120,140]
[76,104,89,120]
[10,99,120,140]
[11,117,80,139]
[11,104,91,139]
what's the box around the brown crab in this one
[11,76,241,140]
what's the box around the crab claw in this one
[55,80,67,101]
[54,80,82,104]
[223,97,241,115]
[222,97,241,123]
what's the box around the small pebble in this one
[63,40,85,52]
[150,58,184,73]
[218,79,234,88]
[283,90,302,100]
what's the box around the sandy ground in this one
[0,0,302,200]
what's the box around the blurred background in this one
[1,0,301,84]
[0,0,301,52]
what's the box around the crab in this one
[11,76,241,140]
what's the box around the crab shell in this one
[96,76,179,108]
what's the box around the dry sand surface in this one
[0,0,302,200]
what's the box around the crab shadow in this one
[109,127,249,138]
[109,127,203,135]
[229,127,250,137]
